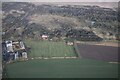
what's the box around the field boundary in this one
[5,57,78,64]
[108,62,120,64]
[29,56,77,60]
[75,41,119,47]
[73,42,81,58]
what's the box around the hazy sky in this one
[1,0,119,2]
[0,0,119,8]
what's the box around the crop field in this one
[5,59,118,78]
[24,40,76,58]
[75,43,119,62]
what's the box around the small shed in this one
[66,41,74,46]
[42,35,49,40]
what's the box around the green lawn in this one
[5,59,118,78]
[24,40,76,58]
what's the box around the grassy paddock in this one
[24,39,76,58]
[5,59,118,78]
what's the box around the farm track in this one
[75,41,119,47]
[4,57,78,64]
[28,56,77,60]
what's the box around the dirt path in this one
[29,57,77,60]
[75,41,119,47]
[94,42,119,47]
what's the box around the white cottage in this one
[42,35,49,40]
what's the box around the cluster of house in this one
[2,40,27,62]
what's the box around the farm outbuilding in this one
[6,41,13,52]
[2,40,28,62]
[42,35,49,40]
[66,41,74,46]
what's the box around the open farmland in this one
[2,2,119,78]
[5,59,118,78]
[24,40,76,58]
[75,43,119,62]
[3,40,119,78]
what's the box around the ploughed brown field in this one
[75,43,119,62]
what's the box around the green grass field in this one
[5,59,118,78]
[24,40,76,58]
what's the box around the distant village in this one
[2,40,28,63]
